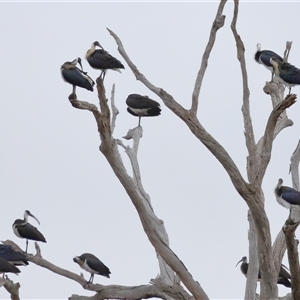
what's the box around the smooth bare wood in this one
[283,220,300,299]
[191,0,227,114]
[0,277,20,300]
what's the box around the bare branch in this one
[231,0,256,183]
[283,41,293,63]
[95,79,208,299]
[257,94,297,185]
[68,93,99,112]
[246,211,258,299]
[110,84,119,134]
[283,220,300,299]
[69,283,167,300]
[151,277,192,300]
[290,140,300,190]
[2,240,166,300]
[0,277,20,300]
[191,0,226,114]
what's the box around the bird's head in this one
[256,43,262,52]
[236,256,247,267]
[24,210,40,225]
[93,41,103,49]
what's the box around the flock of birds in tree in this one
[236,44,300,288]
[1,43,300,289]
[60,41,161,126]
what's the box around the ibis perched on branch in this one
[12,210,46,253]
[254,43,283,81]
[86,41,124,80]
[0,244,28,266]
[275,178,300,209]
[270,57,300,94]
[73,253,110,284]
[0,257,21,277]
[236,256,291,288]
[126,94,161,126]
[61,57,94,94]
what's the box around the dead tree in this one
[2,1,300,300]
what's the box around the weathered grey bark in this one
[283,220,300,299]
[109,1,297,296]
[0,277,20,300]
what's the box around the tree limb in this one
[283,220,300,299]
[0,277,20,300]
[191,0,226,114]
[1,240,167,300]
[257,94,296,185]
[231,0,257,183]
[95,79,208,300]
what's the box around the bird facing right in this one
[73,253,111,284]
[12,210,47,253]
[61,57,94,94]
[86,41,125,80]
[275,178,300,209]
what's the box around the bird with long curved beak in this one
[86,41,125,80]
[61,57,95,94]
[236,256,291,288]
[12,210,46,253]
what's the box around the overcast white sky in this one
[1,1,300,299]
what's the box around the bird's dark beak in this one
[28,212,40,225]
[77,58,83,71]
[236,259,243,267]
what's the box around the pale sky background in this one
[1,1,300,299]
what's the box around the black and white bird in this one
[254,43,283,81]
[275,178,300,209]
[236,256,291,288]
[12,210,47,253]
[73,253,110,284]
[126,94,161,126]
[61,57,94,94]
[0,244,28,266]
[270,57,300,94]
[0,257,21,277]
[86,41,124,80]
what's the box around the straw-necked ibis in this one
[236,256,291,288]
[86,41,124,80]
[126,94,161,126]
[270,57,300,94]
[254,43,283,81]
[61,57,94,94]
[0,257,21,277]
[73,253,110,284]
[275,178,300,209]
[12,210,46,253]
[0,244,28,266]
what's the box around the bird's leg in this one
[91,273,94,284]
[72,85,76,95]
[25,239,28,253]
[289,87,291,94]
[138,117,141,127]
[271,72,274,82]
[288,208,292,220]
